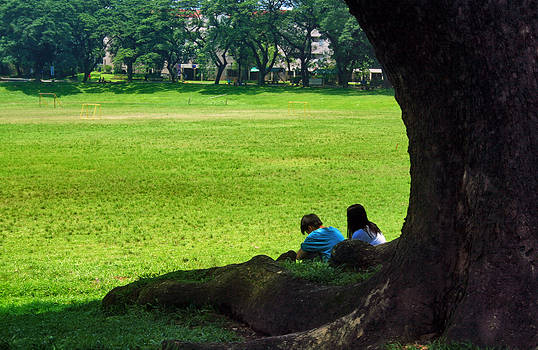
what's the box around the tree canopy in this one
[0,0,378,85]
[317,0,377,86]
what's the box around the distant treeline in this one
[0,0,378,86]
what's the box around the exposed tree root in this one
[103,239,442,349]
[102,241,395,337]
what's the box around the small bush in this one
[280,260,381,286]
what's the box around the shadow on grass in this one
[1,81,395,98]
[0,299,239,349]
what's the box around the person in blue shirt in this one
[347,204,386,245]
[297,214,345,261]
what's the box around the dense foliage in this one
[0,0,377,86]
[0,0,106,80]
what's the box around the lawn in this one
[0,82,408,349]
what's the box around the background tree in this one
[317,0,376,87]
[105,0,149,82]
[197,0,243,84]
[0,61,12,76]
[137,0,196,82]
[228,42,254,84]
[0,0,74,80]
[0,4,24,77]
[243,0,285,85]
[70,0,107,82]
[279,0,319,87]
[226,0,258,84]
[135,51,165,77]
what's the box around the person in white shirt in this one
[347,204,386,245]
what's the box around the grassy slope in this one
[0,82,408,348]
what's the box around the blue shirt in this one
[301,226,345,261]
[351,227,386,246]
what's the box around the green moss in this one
[280,260,381,286]
[137,269,214,285]
[385,339,508,350]
[103,269,215,313]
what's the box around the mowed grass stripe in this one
[0,82,400,120]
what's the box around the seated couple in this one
[297,204,387,261]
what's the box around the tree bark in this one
[329,238,398,270]
[83,63,92,83]
[257,68,266,86]
[347,1,537,347]
[336,64,350,88]
[300,57,309,87]
[167,61,177,83]
[212,51,228,85]
[214,64,226,85]
[126,61,134,82]
[106,1,537,349]
[33,62,43,82]
[238,59,243,84]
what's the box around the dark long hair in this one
[300,214,323,234]
[346,204,381,239]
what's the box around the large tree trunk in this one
[167,61,177,83]
[300,57,309,87]
[257,68,266,86]
[237,58,243,84]
[348,1,537,347]
[214,64,226,85]
[126,61,134,82]
[82,61,92,83]
[336,63,350,88]
[106,1,537,349]
[15,63,22,77]
[33,62,43,82]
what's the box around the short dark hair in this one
[300,214,323,234]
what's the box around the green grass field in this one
[0,82,409,349]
